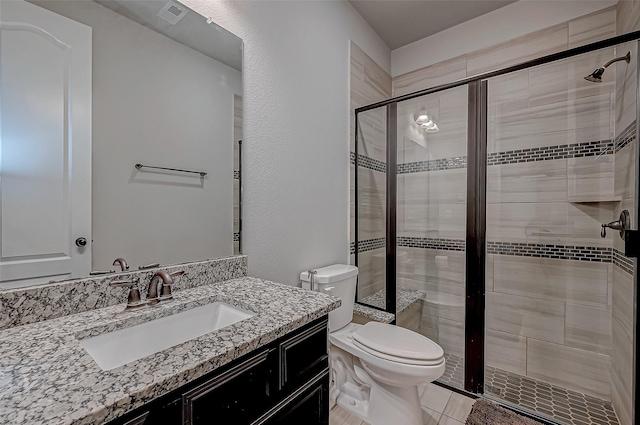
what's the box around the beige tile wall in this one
[351,42,391,155]
[391,5,638,406]
[612,2,639,424]
[392,6,618,96]
[482,29,619,399]
[350,41,391,301]
[356,247,385,299]
[398,247,466,366]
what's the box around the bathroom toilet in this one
[300,264,445,425]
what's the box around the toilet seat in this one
[352,322,444,366]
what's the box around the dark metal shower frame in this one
[354,30,640,425]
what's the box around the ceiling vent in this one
[157,1,189,26]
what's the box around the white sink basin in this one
[79,302,255,371]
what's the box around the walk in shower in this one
[354,33,639,425]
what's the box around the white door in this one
[0,0,91,288]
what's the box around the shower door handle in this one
[625,230,640,258]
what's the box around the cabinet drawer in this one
[107,396,181,425]
[254,370,329,425]
[279,319,328,391]
[183,349,274,425]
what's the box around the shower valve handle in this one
[601,210,630,239]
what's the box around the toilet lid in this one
[352,322,444,366]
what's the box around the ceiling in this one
[348,0,519,50]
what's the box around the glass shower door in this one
[484,43,637,425]
[395,85,469,390]
[355,105,388,310]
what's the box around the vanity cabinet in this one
[108,316,329,425]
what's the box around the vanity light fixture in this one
[415,112,439,133]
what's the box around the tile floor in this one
[438,353,619,425]
[329,383,475,425]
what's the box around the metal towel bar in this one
[135,163,207,177]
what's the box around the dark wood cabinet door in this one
[279,320,328,392]
[183,349,274,425]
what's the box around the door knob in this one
[75,237,88,247]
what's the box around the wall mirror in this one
[0,0,243,289]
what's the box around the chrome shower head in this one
[584,51,631,83]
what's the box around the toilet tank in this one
[300,264,358,332]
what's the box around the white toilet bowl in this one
[300,265,446,425]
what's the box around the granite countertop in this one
[353,287,425,323]
[0,277,340,425]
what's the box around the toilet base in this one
[330,343,424,425]
[333,381,423,425]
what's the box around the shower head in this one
[584,51,631,83]
[584,67,605,83]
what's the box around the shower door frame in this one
[354,30,640,425]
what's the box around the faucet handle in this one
[138,263,160,270]
[169,270,186,278]
[90,270,116,276]
[109,278,144,310]
[109,277,140,288]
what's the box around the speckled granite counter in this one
[353,303,395,323]
[0,277,340,425]
[353,287,425,323]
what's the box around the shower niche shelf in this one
[567,197,622,203]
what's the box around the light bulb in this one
[415,113,430,125]
[425,124,439,133]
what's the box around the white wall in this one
[181,0,390,285]
[32,1,242,270]
[391,0,617,77]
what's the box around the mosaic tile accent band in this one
[355,237,386,253]
[613,248,634,275]
[350,151,386,173]
[233,170,240,179]
[389,130,636,174]
[487,242,611,262]
[397,156,467,174]
[487,140,614,166]
[397,236,465,251]
[614,121,636,153]
[233,232,240,242]
[439,354,619,425]
[354,238,634,274]
[354,132,635,176]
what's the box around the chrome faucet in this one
[146,270,185,305]
[113,257,129,272]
